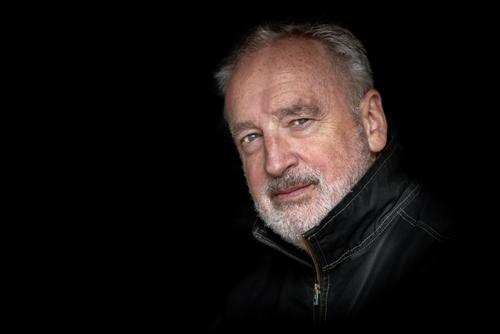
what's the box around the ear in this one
[358,90,388,155]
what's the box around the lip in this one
[274,184,312,200]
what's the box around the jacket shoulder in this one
[397,183,463,243]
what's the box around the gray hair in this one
[214,21,374,114]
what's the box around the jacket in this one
[223,138,467,332]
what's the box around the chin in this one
[257,197,332,251]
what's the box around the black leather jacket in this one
[223,139,466,332]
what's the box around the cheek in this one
[243,159,265,199]
[297,135,352,177]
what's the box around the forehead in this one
[225,38,339,124]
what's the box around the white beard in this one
[252,127,373,250]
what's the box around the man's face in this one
[225,38,373,249]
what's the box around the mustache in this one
[263,168,322,197]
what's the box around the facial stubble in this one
[251,126,373,250]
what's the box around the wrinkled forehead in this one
[225,38,339,124]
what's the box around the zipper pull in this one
[314,283,321,306]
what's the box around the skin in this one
[225,37,388,246]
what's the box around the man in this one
[214,21,465,331]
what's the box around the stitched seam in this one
[324,270,329,324]
[324,183,420,270]
[312,284,317,330]
[398,212,442,241]
[310,140,397,238]
[315,234,328,271]
[399,211,416,227]
[323,183,422,271]
[398,209,454,242]
[399,187,421,211]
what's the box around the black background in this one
[43,4,493,331]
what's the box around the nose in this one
[263,134,299,177]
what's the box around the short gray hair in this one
[214,21,373,113]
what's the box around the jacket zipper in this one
[302,236,322,314]
[313,283,321,306]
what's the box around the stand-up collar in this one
[253,138,419,271]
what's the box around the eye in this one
[292,118,309,126]
[242,133,259,143]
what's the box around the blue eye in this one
[243,134,259,143]
[293,119,309,125]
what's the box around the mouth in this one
[274,184,313,201]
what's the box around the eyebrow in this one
[272,103,321,118]
[230,102,321,139]
[230,121,257,140]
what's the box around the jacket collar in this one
[252,138,419,271]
